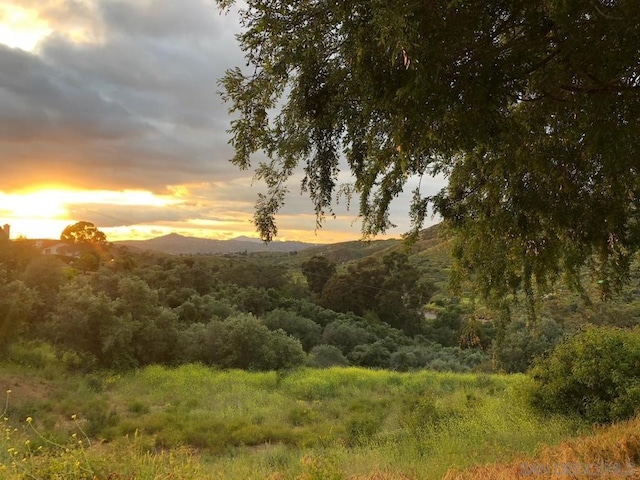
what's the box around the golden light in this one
[4,190,68,219]
[0,184,369,243]
[0,2,102,52]
[0,5,51,51]
[0,187,182,240]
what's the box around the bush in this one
[263,309,322,351]
[348,342,391,368]
[321,319,372,355]
[306,345,349,368]
[530,325,640,423]
[496,317,567,373]
[388,343,487,372]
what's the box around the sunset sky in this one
[0,0,445,243]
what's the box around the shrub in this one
[388,343,487,372]
[530,325,640,423]
[321,319,371,355]
[496,317,567,373]
[263,309,322,351]
[348,342,391,368]
[306,345,349,368]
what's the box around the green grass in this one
[0,359,586,479]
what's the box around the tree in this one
[212,314,305,370]
[22,256,65,323]
[319,254,425,333]
[0,276,37,346]
[61,221,107,245]
[217,0,640,301]
[263,308,322,351]
[301,255,336,295]
[531,325,640,423]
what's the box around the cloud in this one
[0,0,242,192]
[0,1,445,241]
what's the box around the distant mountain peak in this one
[233,235,263,243]
[113,232,315,254]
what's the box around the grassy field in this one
[0,344,592,479]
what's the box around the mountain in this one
[113,233,315,255]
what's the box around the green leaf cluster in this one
[531,325,640,423]
[218,0,640,299]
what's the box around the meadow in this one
[0,344,587,480]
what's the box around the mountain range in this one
[113,233,316,255]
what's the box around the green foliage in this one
[348,341,391,368]
[74,251,101,272]
[218,314,305,370]
[176,295,235,323]
[217,259,288,290]
[3,224,626,375]
[174,315,305,370]
[263,309,322,351]
[320,253,426,333]
[281,299,341,327]
[218,0,640,302]
[496,318,567,373]
[21,256,65,322]
[46,275,180,369]
[0,360,586,479]
[3,341,62,370]
[301,255,336,295]
[321,318,372,355]
[530,325,640,423]
[0,279,36,346]
[0,240,39,280]
[60,221,107,245]
[82,398,120,437]
[389,343,486,373]
[234,285,275,316]
[47,279,120,367]
[306,345,348,368]
[422,303,465,347]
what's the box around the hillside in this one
[0,358,585,480]
[112,224,450,264]
[114,232,315,255]
[294,224,450,265]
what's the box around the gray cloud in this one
[99,0,224,39]
[0,0,242,191]
[0,0,444,240]
[66,203,194,227]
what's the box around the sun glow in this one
[0,187,181,240]
[0,5,51,51]
[4,190,68,219]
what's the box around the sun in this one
[0,186,185,240]
[0,4,52,51]
[5,190,69,219]
[0,188,72,239]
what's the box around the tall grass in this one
[444,416,640,479]
[0,360,587,479]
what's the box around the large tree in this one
[217,0,640,301]
[61,221,107,245]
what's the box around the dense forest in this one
[2,223,638,376]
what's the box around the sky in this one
[0,0,445,244]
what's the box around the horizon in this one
[1,221,405,245]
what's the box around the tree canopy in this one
[61,221,107,245]
[217,0,640,301]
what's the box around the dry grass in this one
[444,416,640,480]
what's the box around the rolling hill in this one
[113,232,315,255]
